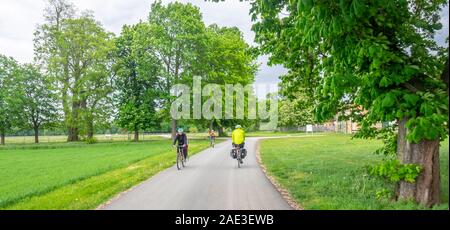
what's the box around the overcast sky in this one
[0,0,448,91]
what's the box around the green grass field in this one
[0,139,214,210]
[260,134,449,210]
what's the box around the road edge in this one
[254,138,304,210]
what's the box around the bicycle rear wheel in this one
[237,149,241,168]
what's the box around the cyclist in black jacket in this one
[173,128,188,159]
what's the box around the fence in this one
[279,121,358,134]
[1,132,173,145]
[279,119,389,134]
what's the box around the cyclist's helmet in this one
[177,128,184,133]
[235,125,242,129]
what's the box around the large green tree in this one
[0,55,23,145]
[35,1,114,141]
[113,23,162,141]
[249,0,448,206]
[147,1,208,139]
[20,64,59,143]
[202,24,258,134]
[278,90,314,128]
[34,0,74,140]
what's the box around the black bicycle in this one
[176,145,186,170]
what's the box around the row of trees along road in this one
[0,0,258,144]
[242,0,449,207]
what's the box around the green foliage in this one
[375,189,393,200]
[404,91,449,143]
[145,1,258,132]
[113,23,161,134]
[84,137,98,145]
[278,90,315,127]
[147,0,207,91]
[204,24,257,85]
[369,160,422,183]
[188,126,198,133]
[35,2,114,141]
[19,64,59,140]
[249,0,449,144]
[355,126,398,157]
[29,0,258,141]
[248,0,448,204]
[0,54,24,141]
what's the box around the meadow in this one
[0,139,214,209]
[259,134,449,210]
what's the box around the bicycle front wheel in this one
[177,149,184,170]
[177,152,182,170]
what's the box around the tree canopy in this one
[249,0,448,206]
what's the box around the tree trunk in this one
[397,117,441,207]
[67,127,79,142]
[218,126,225,137]
[34,126,39,144]
[209,120,214,132]
[87,117,94,139]
[0,131,5,145]
[134,128,139,142]
[67,99,79,142]
[171,118,177,140]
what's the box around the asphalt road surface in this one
[101,137,292,210]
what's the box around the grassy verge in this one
[0,140,216,210]
[259,134,449,210]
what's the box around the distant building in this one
[278,108,388,134]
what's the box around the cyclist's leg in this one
[230,143,235,158]
[184,145,188,159]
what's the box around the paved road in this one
[101,137,292,210]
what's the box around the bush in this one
[189,126,198,133]
[85,137,98,144]
[368,159,422,183]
